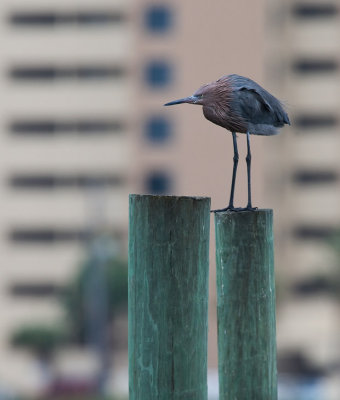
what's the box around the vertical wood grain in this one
[129,194,211,400]
[215,210,277,400]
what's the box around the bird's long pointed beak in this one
[164,96,196,106]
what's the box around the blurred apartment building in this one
[0,1,269,394]
[266,0,340,392]
[0,0,134,392]
[3,0,339,398]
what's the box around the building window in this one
[145,116,172,144]
[295,115,337,130]
[9,11,126,26]
[292,59,337,74]
[9,174,124,189]
[292,4,338,19]
[292,170,337,185]
[9,229,91,243]
[10,228,122,244]
[10,119,124,135]
[10,65,126,81]
[145,171,172,194]
[144,5,173,33]
[292,277,333,296]
[10,283,64,297]
[293,226,335,240]
[145,61,172,88]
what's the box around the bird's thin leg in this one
[211,132,242,213]
[245,131,257,211]
[228,132,238,208]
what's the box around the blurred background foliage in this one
[10,239,128,400]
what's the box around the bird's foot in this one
[238,205,258,212]
[210,205,258,213]
[210,206,243,213]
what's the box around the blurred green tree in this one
[11,324,67,360]
[63,253,128,343]
[11,324,68,389]
[62,238,128,393]
[10,236,128,394]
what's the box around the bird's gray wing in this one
[236,86,273,118]
[233,85,290,127]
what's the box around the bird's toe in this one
[240,206,258,212]
[210,206,242,213]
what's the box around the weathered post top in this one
[129,193,211,208]
[214,207,273,218]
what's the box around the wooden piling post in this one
[129,194,211,400]
[214,210,277,400]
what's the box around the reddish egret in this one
[164,74,290,212]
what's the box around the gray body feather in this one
[228,74,290,135]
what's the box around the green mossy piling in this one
[129,195,211,400]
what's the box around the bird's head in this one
[164,84,210,107]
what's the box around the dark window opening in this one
[145,171,172,194]
[9,11,126,26]
[293,170,337,185]
[10,229,91,243]
[10,65,126,81]
[293,226,335,240]
[9,174,124,189]
[145,116,172,144]
[10,228,123,244]
[292,277,334,296]
[293,59,338,74]
[292,4,338,19]
[295,115,338,130]
[278,351,325,378]
[144,5,173,33]
[10,283,64,297]
[10,119,124,135]
[145,61,172,88]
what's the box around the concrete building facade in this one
[266,1,340,396]
[0,0,269,394]
[0,0,133,392]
